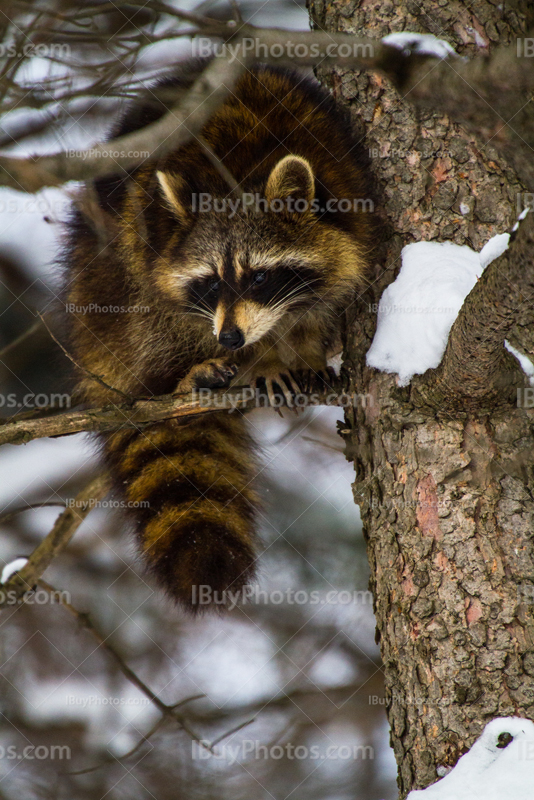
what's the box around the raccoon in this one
[63,62,377,611]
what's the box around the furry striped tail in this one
[104,413,259,611]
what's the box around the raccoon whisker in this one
[185,302,214,322]
[269,281,322,311]
[267,284,318,310]
[275,276,323,303]
[264,277,320,308]
[186,308,213,320]
[185,311,213,322]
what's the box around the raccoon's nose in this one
[219,328,245,350]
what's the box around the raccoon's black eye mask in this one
[186,264,324,313]
[248,265,324,308]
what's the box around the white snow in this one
[1,557,28,583]
[407,717,534,799]
[366,235,510,386]
[512,206,530,232]
[383,32,457,59]
[505,341,534,385]
[479,233,510,269]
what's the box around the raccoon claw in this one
[200,361,238,389]
[253,371,303,412]
[177,360,238,392]
[319,367,338,390]
[302,367,337,393]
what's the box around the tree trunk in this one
[307,0,534,795]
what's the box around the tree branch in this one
[0,380,351,447]
[0,474,111,605]
[0,24,406,193]
[36,579,211,753]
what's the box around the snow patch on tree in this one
[366,235,511,386]
[407,717,534,799]
[382,32,457,59]
[504,341,534,385]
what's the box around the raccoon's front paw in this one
[253,370,303,411]
[177,360,238,393]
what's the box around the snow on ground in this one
[366,234,513,386]
[407,717,534,799]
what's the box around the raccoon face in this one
[154,155,365,349]
[185,253,325,350]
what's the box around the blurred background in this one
[0,0,397,797]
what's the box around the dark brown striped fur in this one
[61,62,378,611]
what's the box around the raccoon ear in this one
[265,155,315,215]
[156,170,193,227]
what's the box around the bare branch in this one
[0,25,404,192]
[0,318,42,359]
[37,579,211,751]
[36,312,133,402]
[0,379,351,447]
[68,716,168,776]
[0,501,66,525]
[0,50,248,191]
[0,474,111,605]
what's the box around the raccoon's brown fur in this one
[62,62,378,611]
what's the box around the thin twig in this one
[0,319,43,359]
[0,501,67,525]
[211,716,256,748]
[37,579,212,751]
[67,716,167,775]
[68,692,206,775]
[37,311,133,403]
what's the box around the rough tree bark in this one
[307,0,534,796]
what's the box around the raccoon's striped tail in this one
[104,413,259,611]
